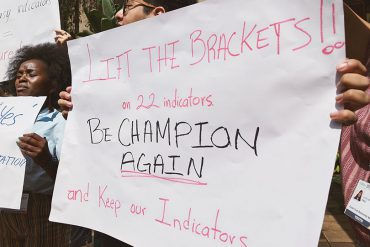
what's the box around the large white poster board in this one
[51,0,345,246]
[0,0,61,80]
[0,96,45,209]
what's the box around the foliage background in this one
[59,0,122,36]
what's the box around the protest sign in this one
[0,96,45,209]
[50,0,345,246]
[0,0,60,80]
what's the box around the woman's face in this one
[15,59,50,97]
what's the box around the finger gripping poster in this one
[50,0,345,246]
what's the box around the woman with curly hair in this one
[0,43,71,247]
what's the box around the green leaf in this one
[82,0,118,34]
[85,8,102,32]
[96,0,103,12]
[101,0,117,19]
[101,17,118,31]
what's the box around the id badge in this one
[344,180,370,229]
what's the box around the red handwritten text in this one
[155,198,248,246]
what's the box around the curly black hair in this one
[6,42,71,110]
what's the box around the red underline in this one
[121,170,207,186]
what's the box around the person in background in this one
[335,58,369,247]
[0,43,71,247]
[331,5,370,246]
[353,190,363,201]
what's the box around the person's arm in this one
[330,59,369,125]
[17,133,58,180]
[58,86,73,119]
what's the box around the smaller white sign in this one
[0,0,61,80]
[345,180,370,229]
[0,96,46,209]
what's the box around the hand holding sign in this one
[54,29,72,46]
[58,86,72,119]
[0,96,46,209]
[17,133,57,179]
[331,59,369,125]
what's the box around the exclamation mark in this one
[320,0,345,55]
[320,0,325,43]
[332,3,337,35]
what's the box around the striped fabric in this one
[340,55,370,246]
[0,193,70,247]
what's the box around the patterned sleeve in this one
[339,56,370,245]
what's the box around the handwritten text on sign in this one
[51,0,344,246]
[82,1,343,83]
[0,96,45,209]
[0,0,60,80]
